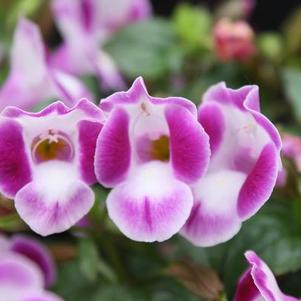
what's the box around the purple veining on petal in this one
[143,197,153,232]
[15,178,94,236]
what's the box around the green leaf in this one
[78,237,117,283]
[53,260,100,301]
[173,4,212,49]
[105,19,183,79]
[282,68,301,124]
[78,238,100,281]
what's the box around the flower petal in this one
[14,162,94,236]
[10,235,56,287]
[0,254,44,301]
[165,105,210,183]
[0,118,32,198]
[0,19,51,110]
[95,108,131,187]
[10,18,48,86]
[78,120,103,184]
[198,82,281,226]
[244,251,298,301]
[237,143,279,219]
[107,161,193,242]
[50,70,93,106]
[21,292,64,301]
[181,170,246,247]
[198,103,225,155]
[233,269,261,301]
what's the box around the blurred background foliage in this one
[1,0,301,300]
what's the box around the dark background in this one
[151,0,301,31]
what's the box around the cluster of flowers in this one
[0,0,298,299]
[0,76,281,247]
[0,0,151,111]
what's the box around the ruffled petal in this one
[100,77,196,115]
[107,161,193,242]
[198,82,281,223]
[165,105,210,183]
[181,170,246,247]
[10,235,56,287]
[0,118,32,198]
[95,108,131,187]
[244,251,298,301]
[14,162,94,236]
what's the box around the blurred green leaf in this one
[78,238,100,281]
[78,237,117,283]
[105,19,184,79]
[53,260,100,301]
[258,32,283,62]
[173,4,212,50]
[282,68,301,124]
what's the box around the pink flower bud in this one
[213,18,256,62]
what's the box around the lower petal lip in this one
[106,161,193,242]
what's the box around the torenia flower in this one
[50,0,151,90]
[0,18,92,111]
[181,82,281,246]
[0,235,63,301]
[234,251,298,301]
[0,99,104,236]
[95,77,210,242]
[213,18,256,61]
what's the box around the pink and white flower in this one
[181,82,281,246]
[234,251,298,301]
[0,235,63,301]
[50,0,151,90]
[95,77,210,242]
[0,18,92,111]
[0,99,104,236]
